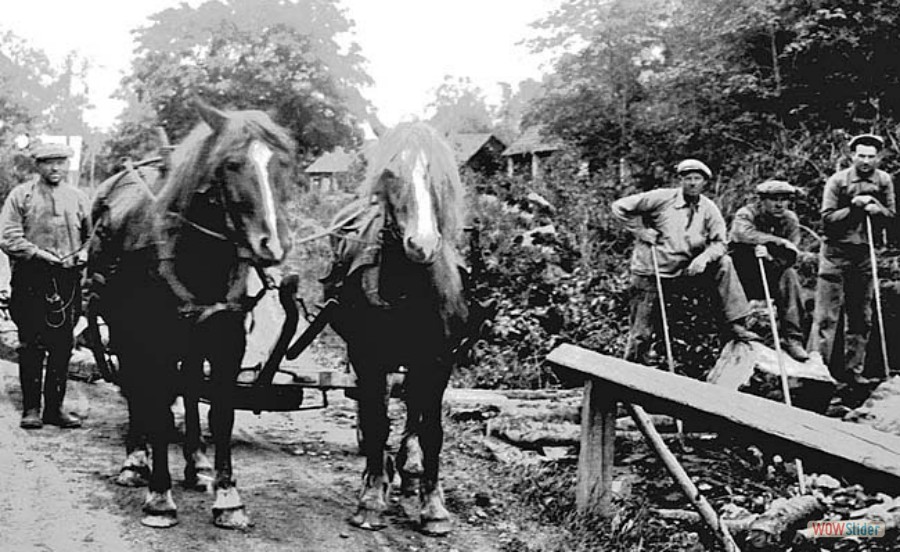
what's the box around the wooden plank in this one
[548,344,900,482]
[576,379,616,514]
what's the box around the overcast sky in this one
[5,0,558,130]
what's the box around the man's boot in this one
[18,349,44,429]
[42,353,81,428]
[782,338,809,362]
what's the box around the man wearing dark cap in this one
[0,143,91,428]
[729,180,808,361]
[612,159,758,365]
[809,134,896,385]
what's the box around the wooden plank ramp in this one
[547,343,900,487]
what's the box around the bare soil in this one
[0,353,508,552]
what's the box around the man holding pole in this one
[612,159,759,366]
[809,134,895,386]
[729,180,809,361]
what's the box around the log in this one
[653,509,757,536]
[492,421,580,448]
[746,495,824,549]
[627,403,740,552]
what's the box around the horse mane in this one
[155,109,296,216]
[359,122,466,244]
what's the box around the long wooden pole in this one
[627,403,741,552]
[866,215,890,379]
[757,255,806,494]
[650,246,685,442]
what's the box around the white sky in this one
[5,0,558,130]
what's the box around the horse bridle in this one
[166,172,273,322]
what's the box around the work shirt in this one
[0,176,91,270]
[612,187,727,278]
[729,204,800,246]
[821,167,896,246]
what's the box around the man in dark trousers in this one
[612,159,758,365]
[0,143,91,428]
[729,180,808,361]
[809,134,896,386]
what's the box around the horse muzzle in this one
[404,234,441,265]
[251,235,289,266]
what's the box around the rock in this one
[844,376,900,436]
[708,341,836,413]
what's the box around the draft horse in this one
[86,101,296,529]
[324,122,469,535]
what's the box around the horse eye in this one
[225,160,244,172]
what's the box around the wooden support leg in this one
[576,378,616,515]
[627,403,741,552]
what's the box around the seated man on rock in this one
[728,180,809,362]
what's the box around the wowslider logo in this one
[807,520,886,538]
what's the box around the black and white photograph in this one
[0,1,898,550]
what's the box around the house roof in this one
[449,133,504,165]
[305,147,356,174]
[502,126,564,156]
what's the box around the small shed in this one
[449,133,507,176]
[304,147,359,193]
[502,126,565,179]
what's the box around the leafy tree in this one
[114,0,372,164]
[427,76,495,135]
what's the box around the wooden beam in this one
[548,344,900,484]
[576,379,616,514]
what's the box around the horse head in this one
[363,122,464,265]
[162,101,297,267]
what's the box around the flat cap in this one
[848,133,884,151]
[756,180,797,196]
[31,143,74,161]
[675,159,712,179]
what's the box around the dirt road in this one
[0,357,502,552]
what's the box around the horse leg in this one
[397,385,424,519]
[349,351,393,530]
[181,355,213,491]
[407,363,453,536]
[115,351,150,488]
[206,318,252,530]
[140,363,179,528]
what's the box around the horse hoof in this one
[142,490,177,528]
[183,472,214,493]
[116,451,150,487]
[212,486,253,530]
[349,508,387,531]
[213,506,253,530]
[141,513,179,528]
[420,517,452,536]
[420,484,452,536]
[115,467,149,488]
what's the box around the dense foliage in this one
[100,0,372,177]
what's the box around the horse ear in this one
[193,99,228,134]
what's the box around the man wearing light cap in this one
[809,133,896,386]
[0,142,91,429]
[612,159,758,365]
[729,180,808,361]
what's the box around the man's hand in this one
[636,228,660,244]
[686,254,709,276]
[34,249,62,266]
[852,194,876,208]
[864,202,884,216]
[754,244,772,260]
